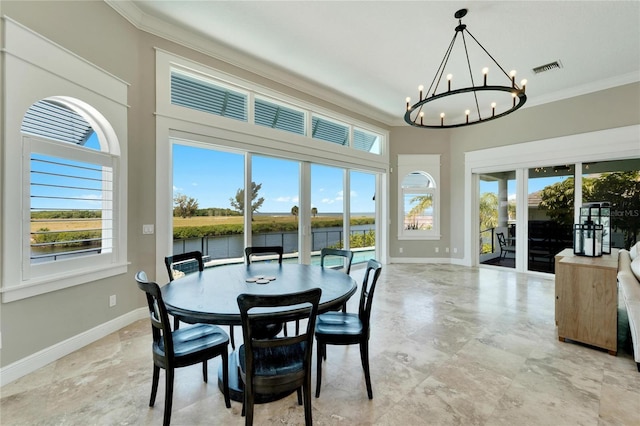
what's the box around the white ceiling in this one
[112,1,640,126]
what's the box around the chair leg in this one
[173,316,180,330]
[244,384,254,426]
[315,342,323,398]
[221,350,231,408]
[360,340,373,399]
[163,368,174,426]
[303,376,312,426]
[230,326,236,350]
[150,365,160,406]
[202,359,208,382]
[297,387,303,405]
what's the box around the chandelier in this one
[404,9,527,129]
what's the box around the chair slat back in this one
[320,248,353,274]
[358,260,383,332]
[244,246,284,264]
[164,251,204,281]
[237,288,321,378]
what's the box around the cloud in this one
[275,196,299,203]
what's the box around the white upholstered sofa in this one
[618,242,640,371]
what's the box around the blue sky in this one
[480,175,570,200]
[172,143,376,214]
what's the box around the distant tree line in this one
[31,210,101,219]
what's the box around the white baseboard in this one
[0,307,147,387]
[388,256,453,264]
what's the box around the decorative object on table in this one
[579,202,611,254]
[135,271,231,426]
[237,288,322,426]
[315,259,382,400]
[574,221,604,257]
[404,8,527,129]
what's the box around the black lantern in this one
[579,202,611,254]
[573,221,604,257]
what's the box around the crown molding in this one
[105,0,395,127]
[524,71,640,109]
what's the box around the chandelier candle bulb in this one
[447,74,452,91]
[465,109,470,123]
[482,67,489,86]
[418,85,424,101]
[406,97,410,110]
[491,102,496,117]
[440,112,445,126]
[510,70,517,87]
[521,79,527,93]
[420,111,424,125]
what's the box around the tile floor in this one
[1,264,639,425]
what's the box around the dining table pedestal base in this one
[218,350,297,403]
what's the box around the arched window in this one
[398,155,440,239]
[2,19,128,301]
[22,98,118,266]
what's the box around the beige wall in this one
[0,0,638,370]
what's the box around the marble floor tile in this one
[1,263,638,425]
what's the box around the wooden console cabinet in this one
[555,248,619,355]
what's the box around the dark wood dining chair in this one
[315,259,382,400]
[237,288,321,426]
[244,246,284,264]
[164,251,204,330]
[135,271,230,426]
[244,245,288,336]
[320,248,354,312]
[165,251,238,348]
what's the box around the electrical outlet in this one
[435,247,439,253]
[142,224,154,235]
[446,247,450,253]
[453,248,458,253]
[399,247,403,253]
[109,295,117,307]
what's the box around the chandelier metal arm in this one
[460,31,482,121]
[404,85,527,129]
[464,28,518,87]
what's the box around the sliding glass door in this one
[478,171,516,268]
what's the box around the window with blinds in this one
[171,70,247,121]
[29,151,112,264]
[22,100,115,265]
[254,97,305,135]
[312,115,349,146]
[169,66,384,155]
[354,129,381,154]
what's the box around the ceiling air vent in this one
[532,61,563,74]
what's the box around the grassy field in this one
[32,215,372,232]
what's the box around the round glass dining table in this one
[161,262,357,402]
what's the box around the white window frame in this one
[398,155,441,240]
[1,18,128,302]
[155,50,389,278]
